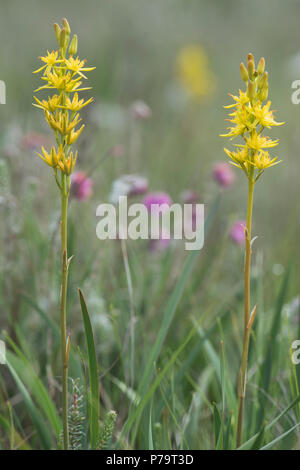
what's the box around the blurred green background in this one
[0,0,300,450]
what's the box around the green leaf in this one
[213,403,223,449]
[4,335,61,437]
[78,288,100,449]
[6,358,53,449]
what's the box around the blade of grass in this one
[239,394,300,450]
[78,288,100,449]
[4,339,61,437]
[6,358,53,449]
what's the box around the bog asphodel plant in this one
[33,18,95,449]
[221,53,284,448]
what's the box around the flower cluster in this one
[33,18,95,185]
[177,45,215,99]
[221,54,283,182]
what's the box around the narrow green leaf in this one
[6,359,53,449]
[78,288,100,449]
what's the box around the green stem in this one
[60,174,69,450]
[237,176,254,448]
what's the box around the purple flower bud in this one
[230,220,246,245]
[142,192,172,213]
[180,190,200,204]
[213,162,235,188]
[70,172,93,201]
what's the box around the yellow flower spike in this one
[33,17,95,177]
[221,54,283,179]
[33,19,95,450]
[221,54,284,449]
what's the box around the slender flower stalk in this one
[33,18,95,449]
[221,53,284,447]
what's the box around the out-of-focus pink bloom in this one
[180,190,200,204]
[213,162,235,188]
[110,144,125,158]
[148,229,172,253]
[130,100,152,120]
[143,192,172,213]
[109,175,148,204]
[230,220,246,245]
[20,132,51,152]
[70,172,93,201]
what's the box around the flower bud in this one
[247,79,256,101]
[247,53,255,65]
[240,62,248,82]
[257,57,265,75]
[53,23,61,43]
[69,35,78,56]
[258,71,268,91]
[59,28,69,53]
[62,18,71,35]
[247,60,255,80]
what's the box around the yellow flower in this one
[251,101,284,128]
[36,145,63,168]
[33,94,62,112]
[64,57,96,79]
[58,150,77,175]
[249,151,281,170]
[33,50,63,75]
[66,125,85,145]
[33,19,95,179]
[221,54,283,181]
[64,93,93,112]
[177,45,216,98]
[243,132,279,151]
[224,90,249,109]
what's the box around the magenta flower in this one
[70,172,93,201]
[230,220,246,245]
[213,162,235,189]
[143,192,172,213]
[148,229,172,253]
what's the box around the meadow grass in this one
[0,0,300,451]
